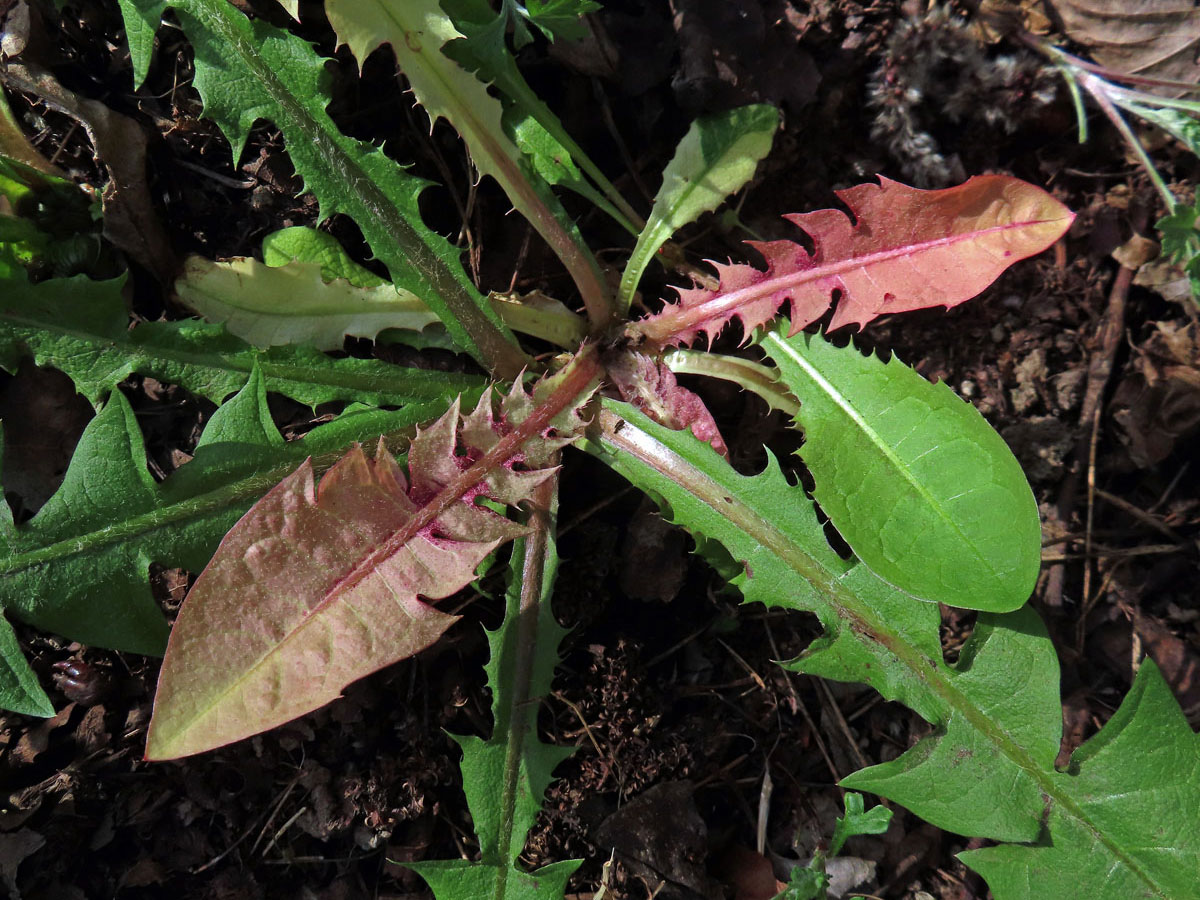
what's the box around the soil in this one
[2,1,1199,899]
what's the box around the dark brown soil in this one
[2,1,1198,899]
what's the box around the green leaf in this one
[1,389,169,655]
[262,226,390,287]
[873,639,1200,899]
[505,110,636,234]
[774,866,827,900]
[519,0,601,43]
[187,229,587,350]
[456,500,573,864]
[828,793,892,857]
[1128,104,1200,159]
[175,255,444,350]
[0,272,485,409]
[583,399,946,724]
[0,367,467,663]
[1157,198,1200,303]
[324,0,612,327]
[115,0,525,377]
[585,402,1197,900]
[412,480,580,895]
[1158,199,1200,265]
[442,0,642,232]
[762,329,1040,612]
[0,611,54,717]
[961,660,1200,899]
[618,105,779,313]
[840,609,1061,842]
[408,859,579,899]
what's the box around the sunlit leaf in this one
[637,175,1073,346]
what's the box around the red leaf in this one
[608,352,729,457]
[146,392,558,760]
[637,175,1074,346]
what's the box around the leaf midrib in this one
[0,458,297,576]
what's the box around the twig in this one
[1093,488,1189,545]
[816,679,871,773]
[1044,221,1140,609]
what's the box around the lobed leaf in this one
[442,0,641,235]
[858,625,1200,899]
[617,105,779,313]
[636,175,1074,347]
[404,861,579,900]
[180,228,588,351]
[585,401,1199,900]
[115,0,524,376]
[411,479,580,894]
[261,226,391,287]
[175,255,443,350]
[584,400,945,724]
[0,272,484,409]
[505,111,636,234]
[516,0,602,44]
[762,329,1040,612]
[147,372,595,759]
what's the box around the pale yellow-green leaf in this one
[176,255,587,350]
[176,256,440,350]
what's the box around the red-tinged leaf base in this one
[637,175,1074,347]
[607,351,729,457]
[147,395,548,760]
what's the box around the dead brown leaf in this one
[1045,0,1200,95]
[594,780,722,899]
[0,5,174,280]
[1110,321,1200,467]
[0,828,44,898]
[10,702,73,767]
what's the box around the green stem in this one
[1024,35,1200,94]
[1077,71,1177,209]
[1052,62,1090,144]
